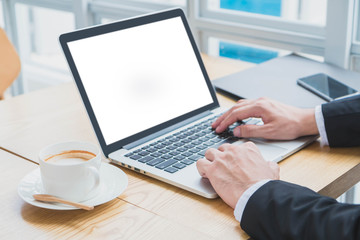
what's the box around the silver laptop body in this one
[60,8,317,198]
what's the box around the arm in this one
[322,94,360,147]
[242,180,360,240]
[197,142,360,239]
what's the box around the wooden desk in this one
[0,149,213,239]
[1,55,360,239]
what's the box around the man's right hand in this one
[212,97,318,140]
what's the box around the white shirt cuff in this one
[315,105,329,146]
[234,179,271,222]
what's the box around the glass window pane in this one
[208,37,290,64]
[0,2,4,27]
[129,0,186,6]
[15,4,75,91]
[357,4,360,41]
[208,0,327,25]
[352,55,360,73]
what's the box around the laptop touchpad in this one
[233,139,286,162]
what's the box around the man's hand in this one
[212,97,318,140]
[197,142,279,209]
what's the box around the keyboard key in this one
[139,156,154,163]
[159,149,170,154]
[138,151,150,156]
[169,137,180,142]
[130,155,142,160]
[164,167,178,173]
[181,139,191,143]
[189,155,202,161]
[192,140,202,145]
[210,138,222,143]
[166,145,177,150]
[169,151,181,156]
[197,132,206,137]
[147,158,164,166]
[177,147,187,152]
[189,148,200,153]
[174,142,185,147]
[181,152,192,157]
[184,144,194,149]
[155,159,178,169]
[161,154,172,159]
[134,149,142,153]
[146,147,157,153]
[163,141,172,146]
[196,145,207,150]
[174,155,186,160]
[154,143,166,149]
[150,152,161,157]
[198,149,207,156]
[124,152,134,157]
[173,162,186,169]
[203,141,214,146]
[188,135,198,140]
[181,159,194,165]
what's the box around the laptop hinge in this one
[123,111,213,150]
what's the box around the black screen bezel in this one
[59,9,219,157]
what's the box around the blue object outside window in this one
[219,0,281,63]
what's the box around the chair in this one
[0,28,21,100]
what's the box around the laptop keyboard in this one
[124,115,261,174]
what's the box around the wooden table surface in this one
[1,54,360,239]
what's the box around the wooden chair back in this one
[0,28,21,100]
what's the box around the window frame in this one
[0,0,359,95]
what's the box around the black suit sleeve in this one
[322,94,360,147]
[241,180,360,240]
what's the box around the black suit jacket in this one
[322,94,360,147]
[241,94,360,239]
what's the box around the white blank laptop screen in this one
[68,17,213,145]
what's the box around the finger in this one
[196,158,212,178]
[212,109,234,129]
[235,124,269,138]
[212,100,252,129]
[218,143,232,152]
[215,105,260,133]
[204,148,220,161]
[234,124,269,138]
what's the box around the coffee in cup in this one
[39,141,101,202]
[45,150,96,165]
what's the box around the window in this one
[350,0,360,72]
[129,0,185,6]
[212,0,327,25]
[91,0,186,25]
[2,0,358,93]
[202,0,327,63]
[14,4,75,91]
[0,2,4,27]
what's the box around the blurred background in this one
[1,0,359,96]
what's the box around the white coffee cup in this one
[39,141,101,202]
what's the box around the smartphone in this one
[297,73,358,102]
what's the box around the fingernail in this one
[215,126,220,132]
[233,128,241,137]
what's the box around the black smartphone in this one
[297,73,358,102]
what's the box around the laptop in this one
[59,8,317,198]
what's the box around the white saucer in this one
[18,163,128,210]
